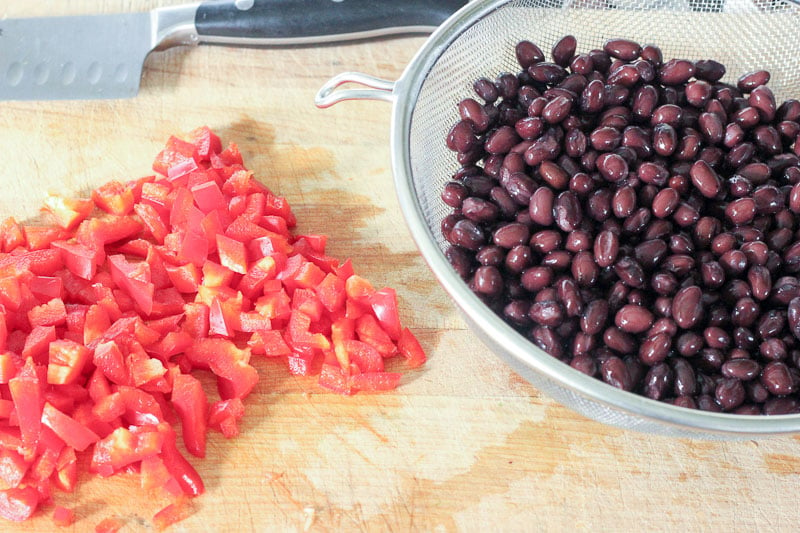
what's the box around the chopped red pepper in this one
[52,505,75,527]
[153,498,194,531]
[0,126,425,524]
[0,486,39,522]
[170,374,207,458]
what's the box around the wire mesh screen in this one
[404,0,800,435]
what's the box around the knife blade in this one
[0,0,468,101]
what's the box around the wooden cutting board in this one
[2,1,800,531]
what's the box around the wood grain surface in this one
[1,1,800,531]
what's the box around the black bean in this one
[672,286,703,329]
[515,41,545,69]
[761,361,795,395]
[443,37,800,414]
[552,35,577,67]
[695,59,726,82]
[572,250,599,287]
[447,120,477,153]
[603,39,641,60]
[473,266,504,297]
[601,356,633,390]
[737,70,770,93]
[716,378,746,411]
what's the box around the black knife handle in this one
[194,0,467,45]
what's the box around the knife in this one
[0,0,468,101]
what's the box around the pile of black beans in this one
[441,36,800,414]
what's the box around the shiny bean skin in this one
[601,356,633,390]
[515,41,545,69]
[462,197,500,223]
[473,266,504,296]
[529,300,564,327]
[520,266,553,292]
[632,85,658,122]
[689,160,722,198]
[553,191,582,232]
[505,245,532,274]
[685,80,713,108]
[749,85,777,121]
[580,299,609,335]
[572,250,600,287]
[529,229,562,254]
[788,297,800,340]
[446,120,477,153]
[530,326,563,359]
[606,65,639,88]
[493,222,530,249]
[542,250,572,271]
[695,59,726,82]
[458,98,492,133]
[604,327,636,354]
[724,195,758,226]
[614,257,646,288]
[672,286,703,329]
[476,245,504,267]
[580,79,605,114]
[638,333,671,366]
[737,70,770,93]
[658,59,695,85]
[615,304,654,333]
[651,104,683,128]
[542,96,573,124]
[651,188,680,218]
[551,35,577,67]
[748,266,772,301]
[612,186,637,218]
[529,187,555,226]
[538,161,570,190]
[528,62,567,84]
[603,39,641,61]
[761,361,795,395]
[570,54,594,75]
[698,112,724,145]
[716,378,746,411]
[448,219,485,251]
[596,153,629,182]
[653,123,677,156]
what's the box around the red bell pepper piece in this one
[52,505,75,527]
[153,497,194,531]
[92,180,135,216]
[28,297,68,328]
[171,374,207,458]
[368,288,402,341]
[47,339,91,385]
[0,486,39,522]
[108,255,154,316]
[41,402,100,452]
[398,327,427,369]
[0,449,29,490]
[9,358,43,457]
[0,217,25,252]
[42,194,94,231]
[158,425,204,497]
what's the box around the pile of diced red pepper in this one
[0,127,425,527]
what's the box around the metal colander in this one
[316,0,800,438]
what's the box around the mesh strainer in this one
[315,0,800,438]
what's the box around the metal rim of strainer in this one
[317,0,800,436]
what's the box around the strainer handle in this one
[315,72,396,108]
